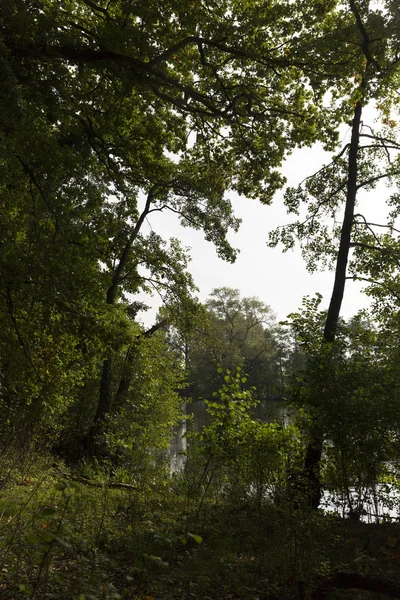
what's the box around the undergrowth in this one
[1,455,400,600]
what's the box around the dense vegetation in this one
[1,0,400,598]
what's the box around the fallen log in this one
[311,571,400,599]
[52,467,138,491]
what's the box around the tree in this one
[269,0,400,507]
[286,297,400,516]
[1,0,347,452]
[189,367,302,506]
[167,288,284,402]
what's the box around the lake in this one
[166,400,400,522]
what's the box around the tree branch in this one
[346,276,400,301]
[352,213,382,246]
[357,170,400,190]
[349,0,382,73]
[349,241,381,251]
[139,319,167,339]
[354,214,400,234]
[6,288,42,381]
[106,185,157,304]
[360,132,400,150]
[82,0,112,20]
[15,156,54,215]
[19,45,230,118]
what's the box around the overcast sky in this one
[136,123,389,327]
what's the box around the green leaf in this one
[187,533,203,544]
[144,554,169,567]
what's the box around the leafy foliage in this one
[3,2,400,597]
[0,0,352,451]
[166,288,285,402]
[286,296,400,517]
[186,367,302,506]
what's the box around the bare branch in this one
[298,144,350,187]
[346,276,400,301]
[139,319,167,339]
[360,130,400,150]
[353,214,400,234]
[352,213,382,246]
[148,203,204,230]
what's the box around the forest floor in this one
[1,460,400,600]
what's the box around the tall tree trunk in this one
[113,319,167,411]
[87,358,113,454]
[301,0,384,510]
[323,99,363,343]
[303,97,363,509]
[87,188,156,455]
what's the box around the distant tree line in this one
[165,287,302,404]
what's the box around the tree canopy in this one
[4,2,400,599]
[1,0,354,450]
[166,288,286,402]
[1,0,400,501]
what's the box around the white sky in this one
[136,123,392,328]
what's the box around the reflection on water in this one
[322,485,400,523]
[167,402,400,521]
[167,399,287,473]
